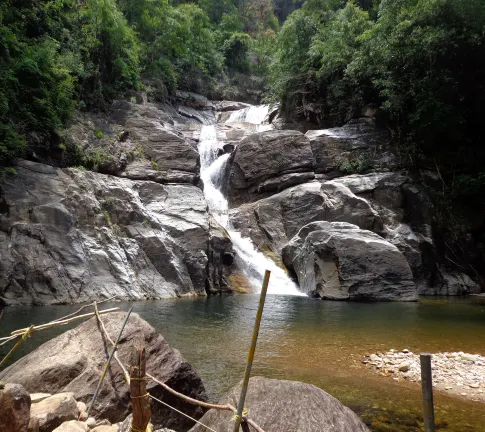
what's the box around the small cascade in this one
[198,120,303,296]
[226,105,270,125]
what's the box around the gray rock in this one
[228,130,313,205]
[0,383,31,432]
[29,393,78,432]
[0,312,207,431]
[214,101,251,112]
[189,377,370,432]
[0,161,233,305]
[207,218,235,294]
[305,118,398,175]
[230,180,380,254]
[282,221,417,301]
[52,421,89,432]
[420,272,481,296]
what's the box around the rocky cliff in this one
[0,96,481,305]
[0,98,236,306]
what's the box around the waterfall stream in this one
[198,109,304,296]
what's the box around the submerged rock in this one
[282,221,417,301]
[0,383,31,432]
[189,376,370,432]
[0,312,207,431]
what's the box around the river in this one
[1,295,485,431]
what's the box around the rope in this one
[148,394,218,432]
[0,326,33,369]
[0,334,20,347]
[231,408,249,423]
[130,393,149,399]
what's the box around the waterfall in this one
[198,120,304,296]
[226,105,270,124]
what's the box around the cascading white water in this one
[226,105,270,124]
[198,119,304,296]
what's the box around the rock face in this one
[0,160,234,305]
[230,180,381,254]
[229,169,478,295]
[65,101,204,185]
[0,312,207,431]
[282,222,417,301]
[305,118,399,175]
[0,383,31,432]
[227,130,314,205]
[189,377,370,432]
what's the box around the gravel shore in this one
[363,349,485,402]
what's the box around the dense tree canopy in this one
[0,0,290,166]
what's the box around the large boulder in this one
[282,222,417,301]
[230,181,380,254]
[0,383,31,432]
[189,377,370,432]
[305,118,399,175]
[0,160,234,305]
[227,130,314,205]
[0,312,207,431]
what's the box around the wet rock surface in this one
[364,349,485,403]
[0,312,207,431]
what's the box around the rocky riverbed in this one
[363,349,485,402]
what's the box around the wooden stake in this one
[420,353,436,432]
[130,338,151,432]
[233,270,271,432]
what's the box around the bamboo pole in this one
[233,270,271,432]
[11,308,119,336]
[86,309,132,417]
[130,338,151,432]
[420,353,436,432]
[93,302,130,384]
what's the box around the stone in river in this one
[282,221,417,301]
[189,376,371,432]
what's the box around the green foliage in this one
[95,130,104,139]
[222,33,252,72]
[339,155,373,174]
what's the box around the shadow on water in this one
[1,295,485,431]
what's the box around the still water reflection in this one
[1,295,485,431]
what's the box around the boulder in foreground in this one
[0,312,207,431]
[189,376,370,432]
